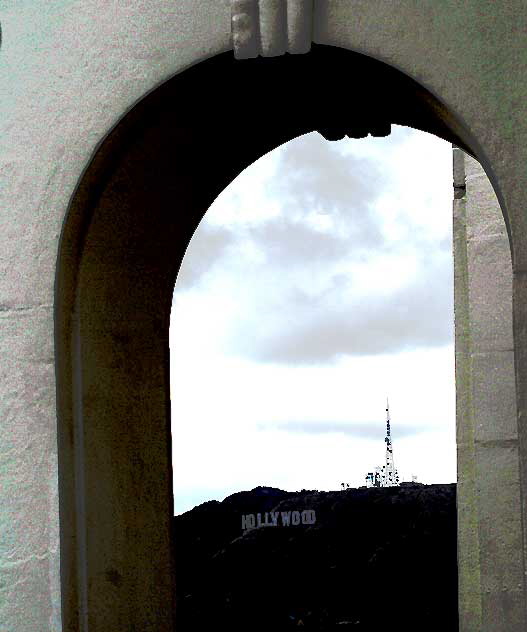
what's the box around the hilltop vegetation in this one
[173,483,457,631]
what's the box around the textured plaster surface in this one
[0,1,526,630]
[0,1,231,629]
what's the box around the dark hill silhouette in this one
[172,483,457,631]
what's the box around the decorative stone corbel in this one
[231,0,314,59]
[230,1,392,140]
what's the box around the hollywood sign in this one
[242,509,316,532]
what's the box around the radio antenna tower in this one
[365,398,401,487]
[383,398,400,486]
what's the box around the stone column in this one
[453,147,525,630]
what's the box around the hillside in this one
[172,483,457,631]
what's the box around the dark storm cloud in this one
[175,224,234,288]
[258,420,427,440]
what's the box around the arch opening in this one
[54,44,512,630]
[170,126,460,631]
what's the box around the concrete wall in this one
[0,1,526,630]
[454,148,524,631]
[0,2,232,630]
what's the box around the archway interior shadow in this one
[55,44,479,631]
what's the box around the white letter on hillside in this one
[302,510,316,524]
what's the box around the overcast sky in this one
[169,125,457,516]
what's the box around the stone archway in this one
[55,45,516,631]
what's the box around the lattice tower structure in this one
[381,399,400,487]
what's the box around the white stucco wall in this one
[0,2,232,629]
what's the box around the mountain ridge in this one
[173,483,458,631]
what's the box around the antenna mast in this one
[383,398,399,486]
[365,398,400,487]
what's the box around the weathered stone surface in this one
[456,475,482,632]
[465,183,510,243]
[471,351,517,442]
[0,308,60,630]
[454,148,524,631]
[480,590,526,632]
[453,157,483,632]
[466,235,514,351]
[474,440,524,632]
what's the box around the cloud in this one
[175,129,453,365]
[175,224,234,288]
[257,420,429,440]
[227,249,453,364]
[175,133,379,286]
[265,133,385,248]
[248,216,352,264]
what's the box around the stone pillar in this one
[453,147,525,630]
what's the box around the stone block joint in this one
[231,0,313,59]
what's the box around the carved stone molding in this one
[231,0,313,59]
